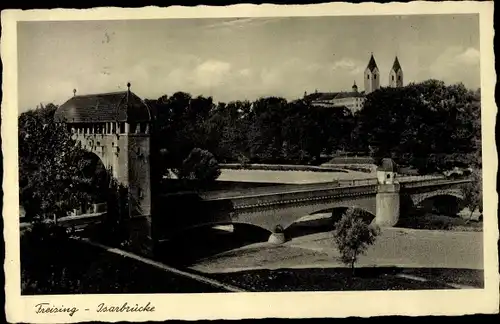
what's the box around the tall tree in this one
[19,104,97,221]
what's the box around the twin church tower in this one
[364,53,404,94]
[306,54,404,113]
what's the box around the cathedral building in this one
[305,54,404,113]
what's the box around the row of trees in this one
[18,79,481,221]
[147,79,481,175]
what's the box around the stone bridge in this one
[156,177,471,239]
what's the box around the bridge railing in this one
[398,174,446,183]
[207,182,379,208]
[201,178,379,200]
[400,177,471,189]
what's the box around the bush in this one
[333,208,379,276]
[175,148,221,184]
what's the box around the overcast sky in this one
[18,14,480,112]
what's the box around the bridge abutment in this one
[375,183,400,227]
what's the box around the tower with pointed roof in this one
[389,56,404,88]
[352,81,358,93]
[364,53,380,94]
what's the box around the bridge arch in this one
[411,189,464,206]
[283,206,376,240]
[308,206,376,224]
[412,190,464,217]
[72,151,111,212]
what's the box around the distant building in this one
[304,82,365,113]
[304,54,404,113]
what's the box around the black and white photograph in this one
[2,2,498,322]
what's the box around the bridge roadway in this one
[199,175,451,200]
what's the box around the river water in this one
[216,169,375,184]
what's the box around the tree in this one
[461,169,483,223]
[332,208,379,276]
[352,80,481,173]
[175,148,221,184]
[18,104,98,221]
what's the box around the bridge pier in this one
[375,158,400,227]
[375,183,400,227]
[268,232,286,244]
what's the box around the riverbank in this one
[189,227,483,274]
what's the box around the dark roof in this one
[377,158,398,172]
[317,92,340,101]
[304,92,327,101]
[392,56,402,72]
[307,89,366,103]
[334,91,365,99]
[54,90,151,123]
[366,54,378,72]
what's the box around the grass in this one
[208,267,484,292]
[21,236,226,295]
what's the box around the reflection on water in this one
[154,224,270,267]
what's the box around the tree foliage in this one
[354,81,481,172]
[19,104,101,221]
[148,80,480,175]
[461,168,483,222]
[175,148,221,184]
[333,208,379,275]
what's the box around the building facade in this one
[306,54,404,113]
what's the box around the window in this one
[398,76,401,81]
[387,174,391,179]
[367,75,370,80]
[120,122,125,134]
[374,75,377,80]
[392,75,394,81]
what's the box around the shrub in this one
[333,208,379,276]
[176,148,221,184]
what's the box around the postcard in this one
[2,2,498,322]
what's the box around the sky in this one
[17,14,480,112]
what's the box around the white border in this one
[2,2,498,322]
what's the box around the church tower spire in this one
[389,56,404,88]
[352,80,358,93]
[364,53,380,94]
